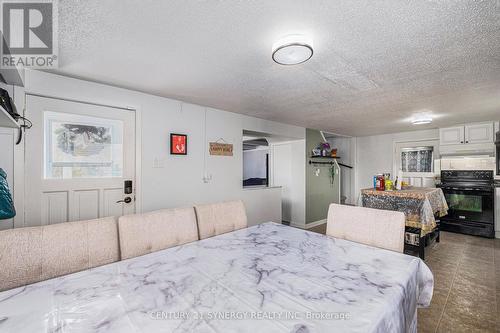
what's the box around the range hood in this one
[440,142,495,157]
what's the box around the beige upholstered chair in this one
[0,217,120,292]
[194,200,247,240]
[118,207,199,260]
[326,204,405,253]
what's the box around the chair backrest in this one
[326,204,405,253]
[194,200,247,240]
[0,217,119,292]
[118,207,199,260]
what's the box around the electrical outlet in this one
[203,173,212,183]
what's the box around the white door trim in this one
[392,137,439,178]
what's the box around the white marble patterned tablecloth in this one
[0,222,433,333]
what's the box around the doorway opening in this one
[243,136,269,188]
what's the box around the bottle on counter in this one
[376,174,385,191]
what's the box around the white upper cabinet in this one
[439,126,465,145]
[440,122,494,146]
[464,122,494,144]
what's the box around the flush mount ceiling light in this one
[412,115,433,125]
[272,35,313,65]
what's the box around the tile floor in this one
[307,224,500,333]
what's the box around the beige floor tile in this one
[437,311,496,333]
[428,232,499,333]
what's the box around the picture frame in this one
[170,133,187,155]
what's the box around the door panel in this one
[25,96,136,227]
[42,191,68,225]
[73,190,99,221]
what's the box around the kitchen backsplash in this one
[439,156,496,171]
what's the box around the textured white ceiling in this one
[54,0,500,136]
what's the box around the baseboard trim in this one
[291,219,327,230]
[496,231,500,239]
[290,222,306,229]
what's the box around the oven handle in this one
[442,186,494,192]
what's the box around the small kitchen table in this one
[0,223,433,333]
[361,187,449,259]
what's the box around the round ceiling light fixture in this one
[412,115,433,125]
[272,35,314,65]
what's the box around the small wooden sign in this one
[209,142,233,156]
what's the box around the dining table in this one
[0,222,434,333]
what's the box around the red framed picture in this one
[170,133,187,155]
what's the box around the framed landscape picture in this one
[170,133,187,155]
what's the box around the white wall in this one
[271,143,291,222]
[354,128,439,204]
[290,140,306,225]
[243,149,268,180]
[271,140,306,226]
[9,69,306,227]
[242,187,282,227]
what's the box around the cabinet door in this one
[465,122,494,144]
[440,126,465,145]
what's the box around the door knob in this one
[116,196,132,204]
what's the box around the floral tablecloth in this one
[361,187,448,236]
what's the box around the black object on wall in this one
[0,88,18,120]
[0,87,32,145]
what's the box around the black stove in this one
[437,170,495,238]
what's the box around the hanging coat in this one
[0,168,15,220]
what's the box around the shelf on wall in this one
[309,155,340,159]
[309,159,353,169]
[0,106,19,128]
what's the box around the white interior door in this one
[25,96,136,227]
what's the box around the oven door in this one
[441,187,494,224]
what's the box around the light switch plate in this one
[153,158,165,168]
